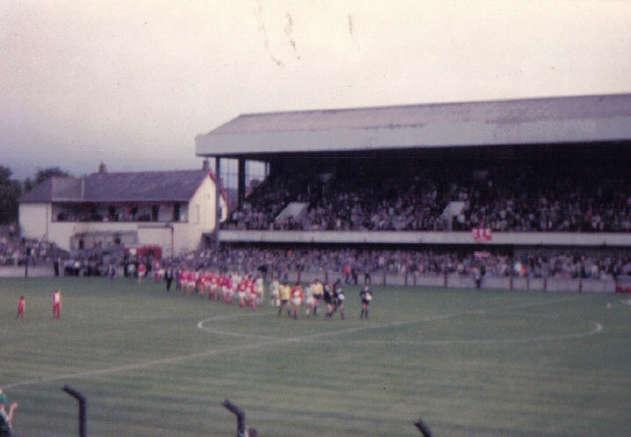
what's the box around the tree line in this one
[0,166,70,224]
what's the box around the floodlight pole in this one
[24,245,30,279]
[62,385,87,437]
[238,158,246,206]
[214,156,222,251]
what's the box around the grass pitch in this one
[1,277,630,436]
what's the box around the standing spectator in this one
[54,256,60,277]
[165,267,174,292]
[175,268,182,292]
[343,264,351,284]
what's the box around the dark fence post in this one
[62,385,87,437]
[414,416,432,436]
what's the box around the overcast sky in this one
[2,0,631,179]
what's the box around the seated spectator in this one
[223,161,631,233]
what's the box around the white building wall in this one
[19,203,50,240]
[173,176,228,255]
[138,226,173,256]
[45,220,191,255]
[49,222,139,251]
[19,175,228,256]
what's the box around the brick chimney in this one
[98,162,107,174]
[202,159,210,171]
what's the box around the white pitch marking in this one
[5,312,418,389]
[196,312,268,324]
[196,312,277,339]
[307,321,604,346]
[4,297,579,390]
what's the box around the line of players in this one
[171,270,373,320]
[271,278,373,320]
[172,269,266,310]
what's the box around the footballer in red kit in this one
[209,273,218,300]
[52,289,62,319]
[237,277,247,307]
[138,263,146,283]
[248,280,257,311]
[290,283,304,320]
[16,296,25,319]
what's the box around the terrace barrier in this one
[219,230,631,247]
[255,269,616,293]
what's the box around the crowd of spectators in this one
[451,167,631,232]
[225,173,317,230]
[192,246,631,282]
[0,225,63,266]
[300,174,447,231]
[7,230,624,284]
[25,231,630,284]
[223,163,631,233]
[53,203,187,223]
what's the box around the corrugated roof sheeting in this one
[196,93,631,156]
[213,94,631,134]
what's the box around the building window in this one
[173,204,180,222]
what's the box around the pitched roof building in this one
[19,167,228,257]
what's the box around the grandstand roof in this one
[19,169,211,203]
[196,93,631,157]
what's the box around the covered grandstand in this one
[195,93,631,292]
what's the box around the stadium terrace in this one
[195,93,631,249]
